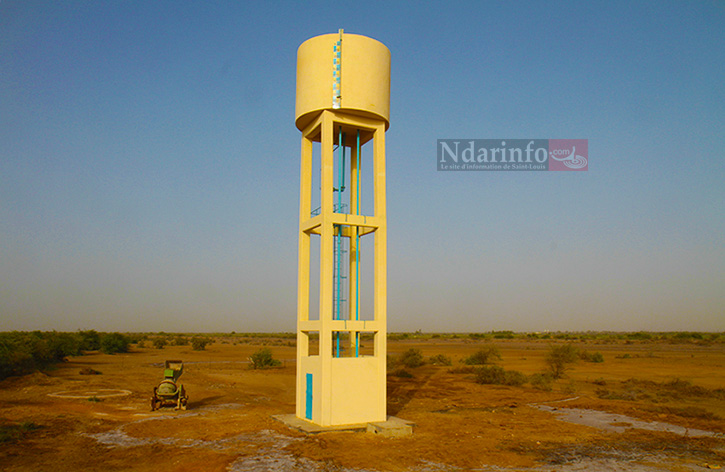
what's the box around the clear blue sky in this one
[1,1,723,333]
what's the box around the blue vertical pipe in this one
[355,129,361,357]
[335,126,343,358]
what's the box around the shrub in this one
[673,332,703,341]
[0,334,34,379]
[594,378,720,402]
[152,337,167,349]
[663,378,708,398]
[249,348,281,369]
[173,336,189,346]
[463,346,501,365]
[503,369,528,386]
[126,333,145,344]
[449,365,476,374]
[579,350,604,363]
[399,348,425,368]
[545,344,579,378]
[492,331,515,339]
[78,330,101,351]
[656,406,721,421]
[475,365,505,384]
[1,331,122,379]
[0,421,40,444]
[530,373,554,391]
[475,366,527,386]
[627,332,652,341]
[390,368,413,378]
[428,354,452,366]
[0,332,78,379]
[46,332,82,359]
[100,333,130,355]
[191,337,212,351]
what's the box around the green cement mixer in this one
[151,360,188,411]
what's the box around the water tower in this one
[294,30,389,427]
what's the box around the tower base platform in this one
[272,414,413,437]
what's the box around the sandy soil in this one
[1,337,723,471]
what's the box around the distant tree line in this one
[0,331,133,380]
[387,331,724,343]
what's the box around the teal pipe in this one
[355,129,361,357]
[335,127,346,358]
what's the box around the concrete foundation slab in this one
[272,414,413,437]
[272,414,367,434]
[367,416,414,437]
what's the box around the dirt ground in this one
[1,337,723,471]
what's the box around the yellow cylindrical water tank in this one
[295,32,390,131]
